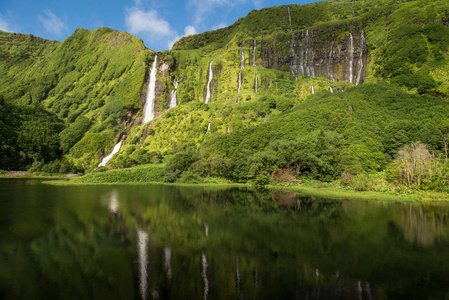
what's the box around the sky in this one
[0,0,318,51]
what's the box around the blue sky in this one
[0,0,318,51]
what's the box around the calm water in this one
[1,179,449,299]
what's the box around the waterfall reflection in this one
[164,247,172,281]
[137,230,149,300]
[108,190,119,214]
[235,256,241,298]
[201,252,209,300]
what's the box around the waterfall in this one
[238,72,242,94]
[164,247,172,280]
[289,32,298,76]
[227,127,230,133]
[287,6,292,30]
[239,44,245,69]
[138,230,149,300]
[311,85,315,94]
[169,79,178,108]
[355,30,365,86]
[204,223,209,237]
[142,55,158,124]
[201,252,209,300]
[252,40,256,66]
[98,138,123,167]
[206,123,210,134]
[205,61,213,104]
[328,42,335,81]
[348,33,354,84]
[303,30,315,77]
[329,87,334,93]
[255,70,258,93]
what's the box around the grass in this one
[271,183,449,203]
[42,165,449,203]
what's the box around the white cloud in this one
[125,7,173,37]
[38,11,67,36]
[188,0,248,26]
[252,0,266,9]
[167,25,197,49]
[0,14,14,32]
[211,22,227,30]
[184,25,197,36]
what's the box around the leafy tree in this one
[387,141,433,189]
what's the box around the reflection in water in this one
[108,190,119,214]
[164,247,172,280]
[365,282,373,300]
[357,280,362,300]
[4,181,449,299]
[235,256,241,298]
[254,268,258,300]
[138,230,149,300]
[201,252,209,300]
[399,204,449,247]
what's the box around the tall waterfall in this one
[239,44,245,69]
[138,230,149,300]
[301,30,315,77]
[312,85,315,94]
[237,71,242,102]
[255,70,258,93]
[348,33,354,84]
[355,31,365,86]
[169,79,178,108]
[98,138,123,167]
[142,55,158,124]
[287,6,292,30]
[205,61,213,104]
[329,87,334,93]
[328,42,335,81]
[252,40,256,66]
[206,123,211,134]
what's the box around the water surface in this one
[1,179,449,299]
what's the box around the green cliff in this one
[1,0,448,190]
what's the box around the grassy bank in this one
[270,183,449,203]
[39,164,449,203]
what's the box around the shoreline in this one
[4,172,449,203]
[45,177,449,203]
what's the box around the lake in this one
[1,179,449,299]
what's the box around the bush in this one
[350,173,374,191]
[177,170,203,183]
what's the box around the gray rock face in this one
[260,27,368,84]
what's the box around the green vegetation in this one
[1,0,449,199]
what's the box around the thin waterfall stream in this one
[205,61,213,104]
[142,55,158,124]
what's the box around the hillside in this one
[1,0,449,189]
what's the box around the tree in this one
[440,119,449,160]
[388,141,433,189]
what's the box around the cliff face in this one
[258,27,368,84]
[2,0,448,171]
